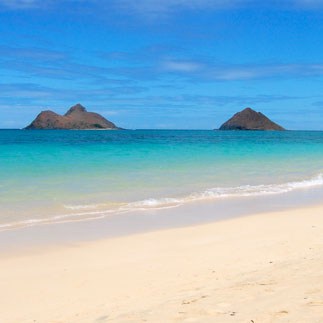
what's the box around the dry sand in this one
[1,205,323,323]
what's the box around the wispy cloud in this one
[82,94,300,113]
[0,0,47,9]
[160,60,323,81]
[0,83,147,105]
[115,0,323,15]
[115,0,245,16]
[295,0,323,8]
[2,45,323,83]
[0,46,67,61]
[2,0,323,12]
[0,46,110,83]
[161,60,203,72]
[0,83,55,99]
[0,0,87,10]
[100,44,183,63]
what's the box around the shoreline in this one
[1,204,323,322]
[1,185,323,254]
[1,178,323,242]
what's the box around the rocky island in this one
[25,104,120,130]
[219,107,285,131]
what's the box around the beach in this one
[1,203,323,323]
[0,130,323,322]
[2,1,323,322]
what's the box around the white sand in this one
[1,205,323,323]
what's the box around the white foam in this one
[126,173,323,208]
[64,203,107,210]
[0,173,322,232]
[126,198,182,208]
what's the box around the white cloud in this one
[0,0,86,9]
[213,64,323,80]
[215,69,258,81]
[1,0,323,12]
[295,0,323,8]
[115,0,323,17]
[116,0,246,16]
[159,59,323,81]
[0,0,44,9]
[162,60,203,72]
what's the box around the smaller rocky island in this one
[25,104,120,130]
[219,107,285,131]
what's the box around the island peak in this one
[219,107,285,131]
[25,104,120,130]
[65,103,87,116]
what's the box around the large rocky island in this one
[219,107,285,131]
[25,104,120,130]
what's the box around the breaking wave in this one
[1,173,322,231]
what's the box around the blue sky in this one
[0,0,323,129]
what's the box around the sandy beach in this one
[1,204,323,323]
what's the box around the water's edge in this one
[0,172,322,232]
[1,184,322,254]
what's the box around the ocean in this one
[0,129,323,231]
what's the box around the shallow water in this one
[0,129,322,230]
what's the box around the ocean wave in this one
[121,173,323,209]
[63,203,119,210]
[0,173,322,231]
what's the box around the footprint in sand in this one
[95,315,109,322]
[182,295,209,305]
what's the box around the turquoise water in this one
[0,130,323,230]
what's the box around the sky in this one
[0,0,323,129]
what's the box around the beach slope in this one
[1,205,323,322]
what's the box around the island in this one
[25,103,120,130]
[219,107,285,131]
